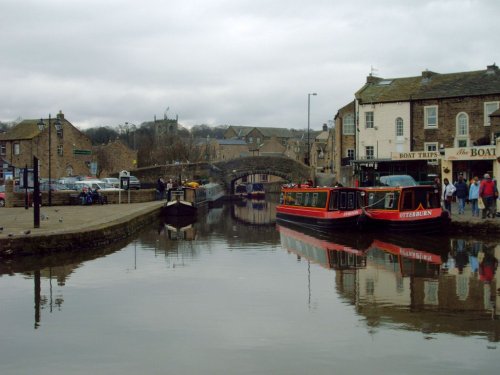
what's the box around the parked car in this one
[101,177,120,188]
[74,180,122,191]
[129,176,141,189]
[0,185,5,207]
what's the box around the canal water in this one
[1,198,499,375]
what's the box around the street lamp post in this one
[38,114,62,206]
[307,92,317,166]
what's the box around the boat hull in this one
[276,209,362,232]
[161,200,197,217]
[361,212,450,233]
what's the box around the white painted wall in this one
[357,102,411,159]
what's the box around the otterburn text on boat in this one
[276,183,364,232]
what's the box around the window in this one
[395,117,404,136]
[365,146,374,159]
[424,106,438,128]
[57,145,63,156]
[425,142,438,152]
[347,149,355,160]
[456,113,468,136]
[311,193,318,207]
[455,113,468,147]
[365,112,374,129]
[0,142,5,155]
[343,114,355,135]
[484,102,499,126]
[13,142,20,155]
[260,174,268,181]
[296,193,303,205]
[329,191,338,210]
[57,127,63,138]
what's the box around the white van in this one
[74,180,122,191]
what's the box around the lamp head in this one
[54,117,62,131]
[37,118,45,131]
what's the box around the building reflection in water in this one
[277,223,500,342]
[231,198,277,225]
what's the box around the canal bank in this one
[0,200,499,257]
[0,201,165,256]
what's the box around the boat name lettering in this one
[343,210,360,217]
[399,210,432,218]
[400,249,432,262]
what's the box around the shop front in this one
[442,145,498,183]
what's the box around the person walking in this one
[442,178,456,215]
[479,173,497,219]
[454,174,468,214]
[468,176,480,217]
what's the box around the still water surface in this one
[1,199,499,375]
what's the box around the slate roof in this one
[0,119,42,141]
[226,125,295,139]
[356,65,500,104]
[217,139,248,145]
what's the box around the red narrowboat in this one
[276,184,364,232]
[361,184,450,233]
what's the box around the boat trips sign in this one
[391,146,496,161]
[391,151,440,160]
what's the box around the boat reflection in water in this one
[231,198,278,225]
[277,223,500,340]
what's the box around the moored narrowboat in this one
[360,184,450,233]
[276,184,364,232]
[162,185,207,217]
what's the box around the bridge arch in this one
[213,156,312,193]
[131,156,312,193]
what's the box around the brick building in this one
[0,111,93,183]
[346,64,500,185]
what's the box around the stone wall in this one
[4,180,157,207]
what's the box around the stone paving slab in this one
[0,201,165,240]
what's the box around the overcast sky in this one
[1,0,499,130]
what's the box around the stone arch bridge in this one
[133,156,312,193]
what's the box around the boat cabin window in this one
[368,191,400,210]
[296,193,303,205]
[329,190,357,210]
[284,191,328,208]
[329,191,338,210]
[400,188,441,210]
[402,191,413,210]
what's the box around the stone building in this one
[334,101,356,186]
[92,139,138,177]
[0,111,93,183]
[347,64,500,185]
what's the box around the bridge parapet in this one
[130,156,312,191]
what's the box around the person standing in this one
[468,176,480,217]
[479,173,497,219]
[157,176,166,200]
[454,174,468,214]
[442,178,456,215]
